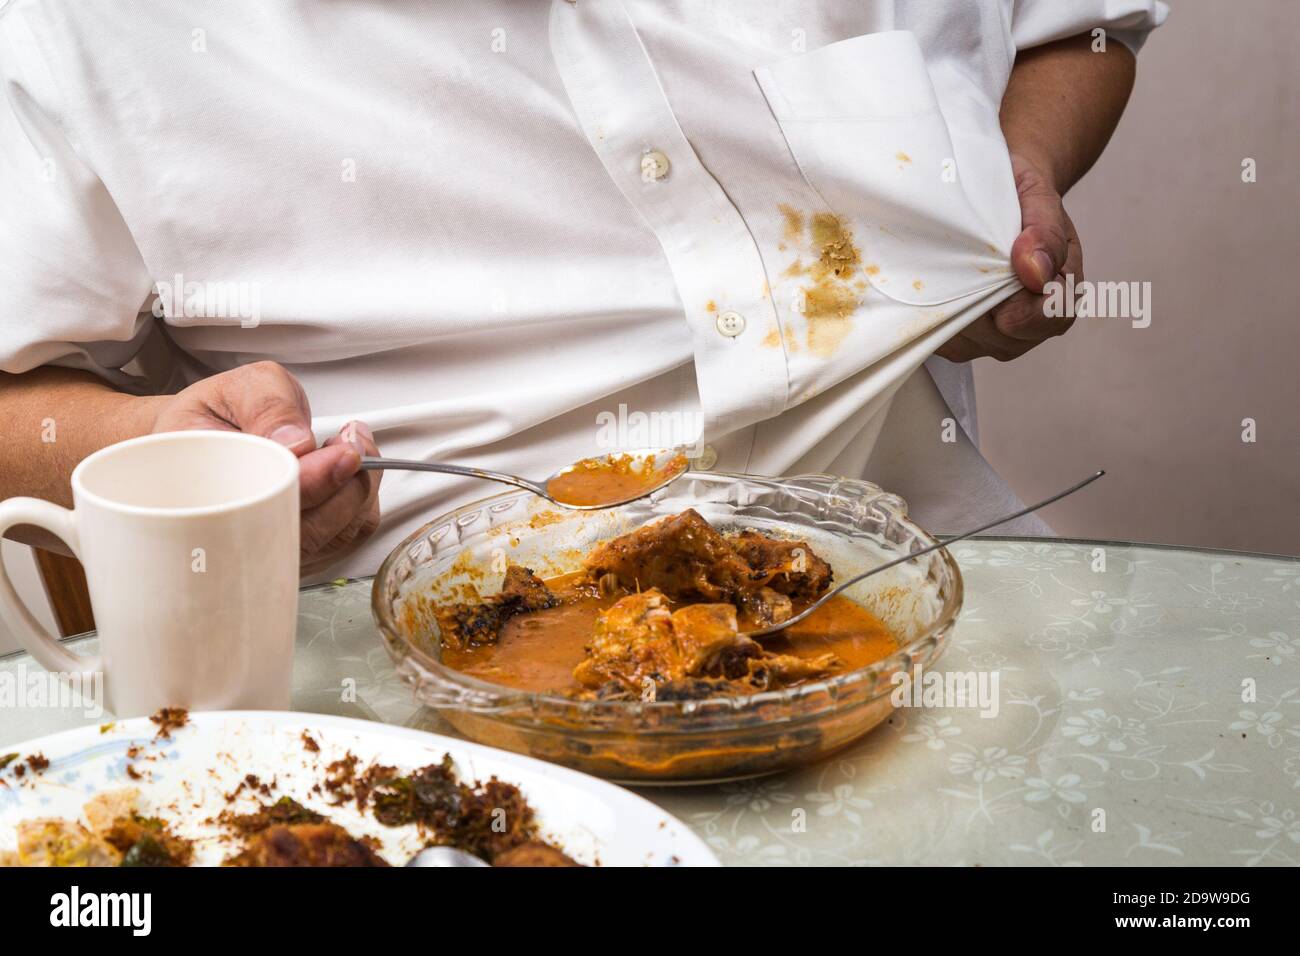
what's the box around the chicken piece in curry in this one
[437,509,896,700]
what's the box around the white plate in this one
[0,711,718,867]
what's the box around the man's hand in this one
[939,30,1136,363]
[143,361,381,575]
[937,153,1082,363]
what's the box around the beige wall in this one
[974,0,1300,555]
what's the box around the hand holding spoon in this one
[360,447,690,510]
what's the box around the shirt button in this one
[694,445,718,471]
[715,310,746,337]
[641,149,670,181]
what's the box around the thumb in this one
[1009,169,1069,294]
[219,361,316,454]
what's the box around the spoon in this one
[404,846,490,867]
[743,470,1106,638]
[360,446,690,510]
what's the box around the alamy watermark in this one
[890,664,1000,719]
[1043,273,1151,329]
[151,273,263,328]
[0,663,103,719]
[50,886,150,936]
[595,403,705,456]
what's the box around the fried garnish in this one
[218,796,326,838]
[103,815,194,867]
[149,707,189,740]
[366,757,540,861]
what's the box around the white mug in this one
[0,431,300,717]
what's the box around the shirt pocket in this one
[755,30,1019,308]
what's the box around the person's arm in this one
[938,32,1136,362]
[1003,32,1137,198]
[0,367,161,511]
[0,362,381,576]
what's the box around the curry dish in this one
[436,509,898,700]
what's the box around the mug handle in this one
[0,498,103,679]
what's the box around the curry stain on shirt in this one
[761,323,801,354]
[778,203,804,244]
[803,212,864,356]
[768,207,866,357]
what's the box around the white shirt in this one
[0,0,1166,581]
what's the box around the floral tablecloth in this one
[2,537,1298,866]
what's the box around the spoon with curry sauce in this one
[359,447,691,510]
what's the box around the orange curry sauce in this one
[441,572,898,695]
[544,452,688,508]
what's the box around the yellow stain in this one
[778,204,804,243]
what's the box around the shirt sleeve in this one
[1008,0,1170,55]
[0,16,156,387]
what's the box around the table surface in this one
[3,537,1298,866]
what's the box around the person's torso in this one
[4,0,1031,574]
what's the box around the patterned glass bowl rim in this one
[371,472,963,729]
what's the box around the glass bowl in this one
[372,472,962,784]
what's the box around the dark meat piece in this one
[224,822,390,867]
[445,602,510,647]
[582,511,832,617]
[582,509,756,602]
[737,586,794,628]
[439,565,559,647]
[493,841,582,867]
[727,530,833,600]
[500,564,560,611]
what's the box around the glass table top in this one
[3,538,1297,866]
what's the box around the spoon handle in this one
[746,470,1106,638]
[359,456,549,497]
